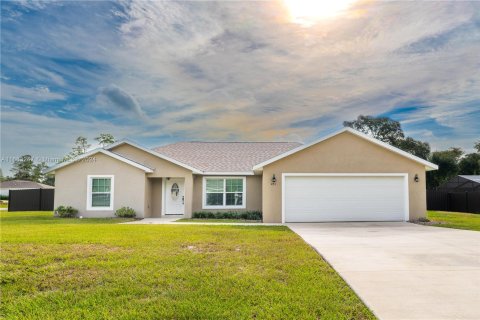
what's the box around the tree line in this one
[1,134,116,185]
[344,115,480,188]
[3,116,479,189]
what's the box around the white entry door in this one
[165,178,185,215]
[283,174,408,222]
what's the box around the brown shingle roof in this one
[0,180,54,189]
[153,142,302,173]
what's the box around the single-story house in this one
[0,180,54,197]
[46,128,438,222]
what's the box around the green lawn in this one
[176,218,261,223]
[0,203,7,209]
[427,210,480,231]
[1,211,374,320]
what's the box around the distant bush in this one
[55,205,78,218]
[115,206,136,218]
[0,195,8,200]
[192,211,262,221]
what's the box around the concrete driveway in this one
[288,222,480,320]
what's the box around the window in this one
[203,177,246,209]
[87,175,114,210]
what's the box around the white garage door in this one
[283,174,407,222]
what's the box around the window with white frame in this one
[87,175,114,210]
[203,177,246,209]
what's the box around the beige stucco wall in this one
[144,177,152,218]
[149,178,163,217]
[54,153,147,218]
[192,175,262,213]
[262,131,427,223]
[111,144,194,217]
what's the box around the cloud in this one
[32,67,67,86]
[1,83,66,104]
[99,84,145,118]
[1,0,479,157]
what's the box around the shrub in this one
[0,195,8,200]
[244,211,262,220]
[417,217,430,223]
[115,206,136,218]
[192,211,262,220]
[55,205,78,218]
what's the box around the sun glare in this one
[283,0,356,26]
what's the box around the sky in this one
[1,0,479,174]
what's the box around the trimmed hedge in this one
[192,211,262,220]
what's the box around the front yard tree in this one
[12,155,34,180]
[475,140,480,153]
[95,133,115,148]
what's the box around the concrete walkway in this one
[288,222,480,320]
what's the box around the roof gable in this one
[45,148,154,174]
[107,140,203,174]
[253,128,438,171]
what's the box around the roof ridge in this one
[153,141,302,149]
[160,141,301,143]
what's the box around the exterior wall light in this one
[414,174,419,183]
[271,174,277,185]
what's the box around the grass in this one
[0,203,7,209]
[176,218,262,223]
[0,211,374,320]
[427,210,480,231]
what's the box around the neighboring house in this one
[0,180,54,197]
[46,128,438,222]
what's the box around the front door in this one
[165,178,185,215]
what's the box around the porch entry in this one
[165,178,185,215]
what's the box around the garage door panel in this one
[284,175,406,222]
